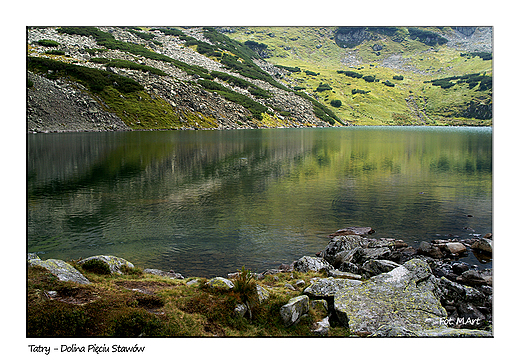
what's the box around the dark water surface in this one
[27,126,492,277]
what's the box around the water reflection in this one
[27,127,492,277]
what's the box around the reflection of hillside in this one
[27,128,492,275]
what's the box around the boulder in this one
[280,295,309,327]
[328,269,362,280]
[28,256,90,285]
[256,285,270,303]
[312,316,330,335]
[304,277,362,299]
[361,247,392,261]
[361,259,401,277]
[206,277,234,290]
[457,269,492,286]
[444,242,467,255]
[334,258,447,335]
[318,235,363,265]
[143,268,184,279]
[417,241,443,259]
[471,238,492,254]
[234,303,248,318]
[78,255,134,274]
[293,256,333,273]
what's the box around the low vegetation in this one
[27,262,348,337]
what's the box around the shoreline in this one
[27,229,493,337]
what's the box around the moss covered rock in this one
[206,277,235,290]
[334,258,447,335]
[78,255,134,274]
[28,255,90,284]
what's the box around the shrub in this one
[316,83,332,92]
[393,75,404,80]
[352,89,370,95]
[330,99,342,107]
[337,70,363,78]
[37,39,60,47]
[382,80,395,87]
[44,50,66,55]
[27,57,144,94]
[304,70,319,76]
[362,75,376,82]
[233,266,257,304]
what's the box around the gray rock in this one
[417,241,443,259]
[256,285,270,303]
[311,299,328,311]
[312,316,330,335]
[361,259,401,277]
[319,235,363,265]
[444,242,467,255]
[293,256,333,273]
[328,269,362,280]
[471,238,492,253]
[280,295,309,327]
[361,247,392,261]
[304,277,362,298]
[28,258,90,285]
[234,303,248,318]
[334,258,447,335]
[457,269,492,286]
[143,268,184,279]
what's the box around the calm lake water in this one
[27,126,492,277]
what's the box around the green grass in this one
[27,262,349,337]
[225,26,492,125]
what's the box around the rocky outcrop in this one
[26,26,341,133]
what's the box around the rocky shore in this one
[27,227,492,337]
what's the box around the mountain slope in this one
[26,26,492,133]
[224,26,492,126]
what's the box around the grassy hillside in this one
[224,26,492,125]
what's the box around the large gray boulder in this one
[78,255,134,274]
[28,254,90,285]
[293,256,333,273]
[280,295,309,327]
[334,258,447,335]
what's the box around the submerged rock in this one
[328,227,375,238]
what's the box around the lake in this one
[27,126,492,277]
